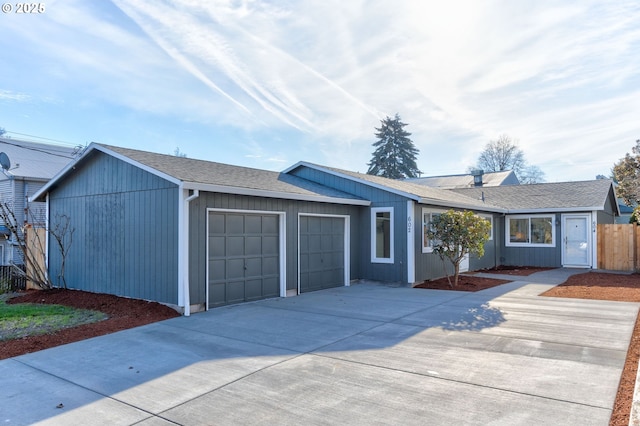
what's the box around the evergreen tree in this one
[612,139,640,206]
[367,114,421,179]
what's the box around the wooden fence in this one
[597,224,640,271]
[25,225,47,289]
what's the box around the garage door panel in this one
[263,277,279,297]
[208,212,280,308]
[321,235,333,250]
[209,237,226,257]
[262,236,279,255]
[245,257,262,276]
[226,281,246,304]
[209,260,226,281]
[226,215,245,234]
[262,216,278,233]
[210,283,226,308]
[309,255,324,270]
[209,214,225,234]
[308,217,322,233]
[244,215,262,234]
[245,236,262,255]
[308,235,321,252]
[299,216,346,293]
[299,254,309,270]
[226,237,245,256]
[226,259,246,279]
[245,279,263,301]
[262,256,279,275]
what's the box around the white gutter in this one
[179,188,199,316]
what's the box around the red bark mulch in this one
[1,288,179,360]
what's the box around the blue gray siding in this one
[288,167,409,284]
[498,216,562,267]
[187,192,362,306]
[413,206,499,282]
[48,152,180,304]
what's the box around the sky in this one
[0,0,639,182]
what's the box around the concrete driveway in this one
[2,269,638,425]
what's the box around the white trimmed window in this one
[480,214,494,241]
[506,214,555,247]
[422,210,443,253]
[371,207,394,263]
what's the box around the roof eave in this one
[285,162,422,201]
[30,143,183,202]
[505,206,604,214]
[183,182,371,206]
[419,198,506,213]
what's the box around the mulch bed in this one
[414,275,511,291]
[1,288,179,360]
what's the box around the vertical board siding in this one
[48,152,179,304]
[413,207,500,283]
[288,166,409,284]
[188,192,362,305]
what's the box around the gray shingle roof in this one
[101,145,369,205]
[288,162,505,212]
[452,179,615,212]
[405,170,519,189]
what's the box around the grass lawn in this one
[0,294,107,341]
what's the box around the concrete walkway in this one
[2,269,639,425]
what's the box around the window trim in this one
[506,214,556,247]
[422,209,444,254]
[423,210,494,252]
[371,207,394,263]
[479,214,494,241]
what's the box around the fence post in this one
[635,223,639,272]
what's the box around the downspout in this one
[181,188,199,316]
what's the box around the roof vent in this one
[471,169,484,187]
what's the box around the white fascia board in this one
[93,144,182,186]
[285,162,421,202]
[30,142,183,202]
[505,206,603,214]
[419,198,506,213]
[30,143,98,202]
[183,182,371,206]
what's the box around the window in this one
[423,210,493,252]
[422,210,442,253]
[479,214,493,241]
[371,207,394,263]
[506,215,555,247]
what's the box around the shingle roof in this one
[286,162,505,212]
[0,138,76,180]
[100,145,369,205]
[405,170,519,189]
[452,179,615,212]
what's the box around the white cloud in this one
[0,90,31,102]
[1,0,638,181]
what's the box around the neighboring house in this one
[617,202,634,224]
[0,137,76,265]
[405,170,519,189]
[32,144,619,314]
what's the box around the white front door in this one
[562,214,591,267]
